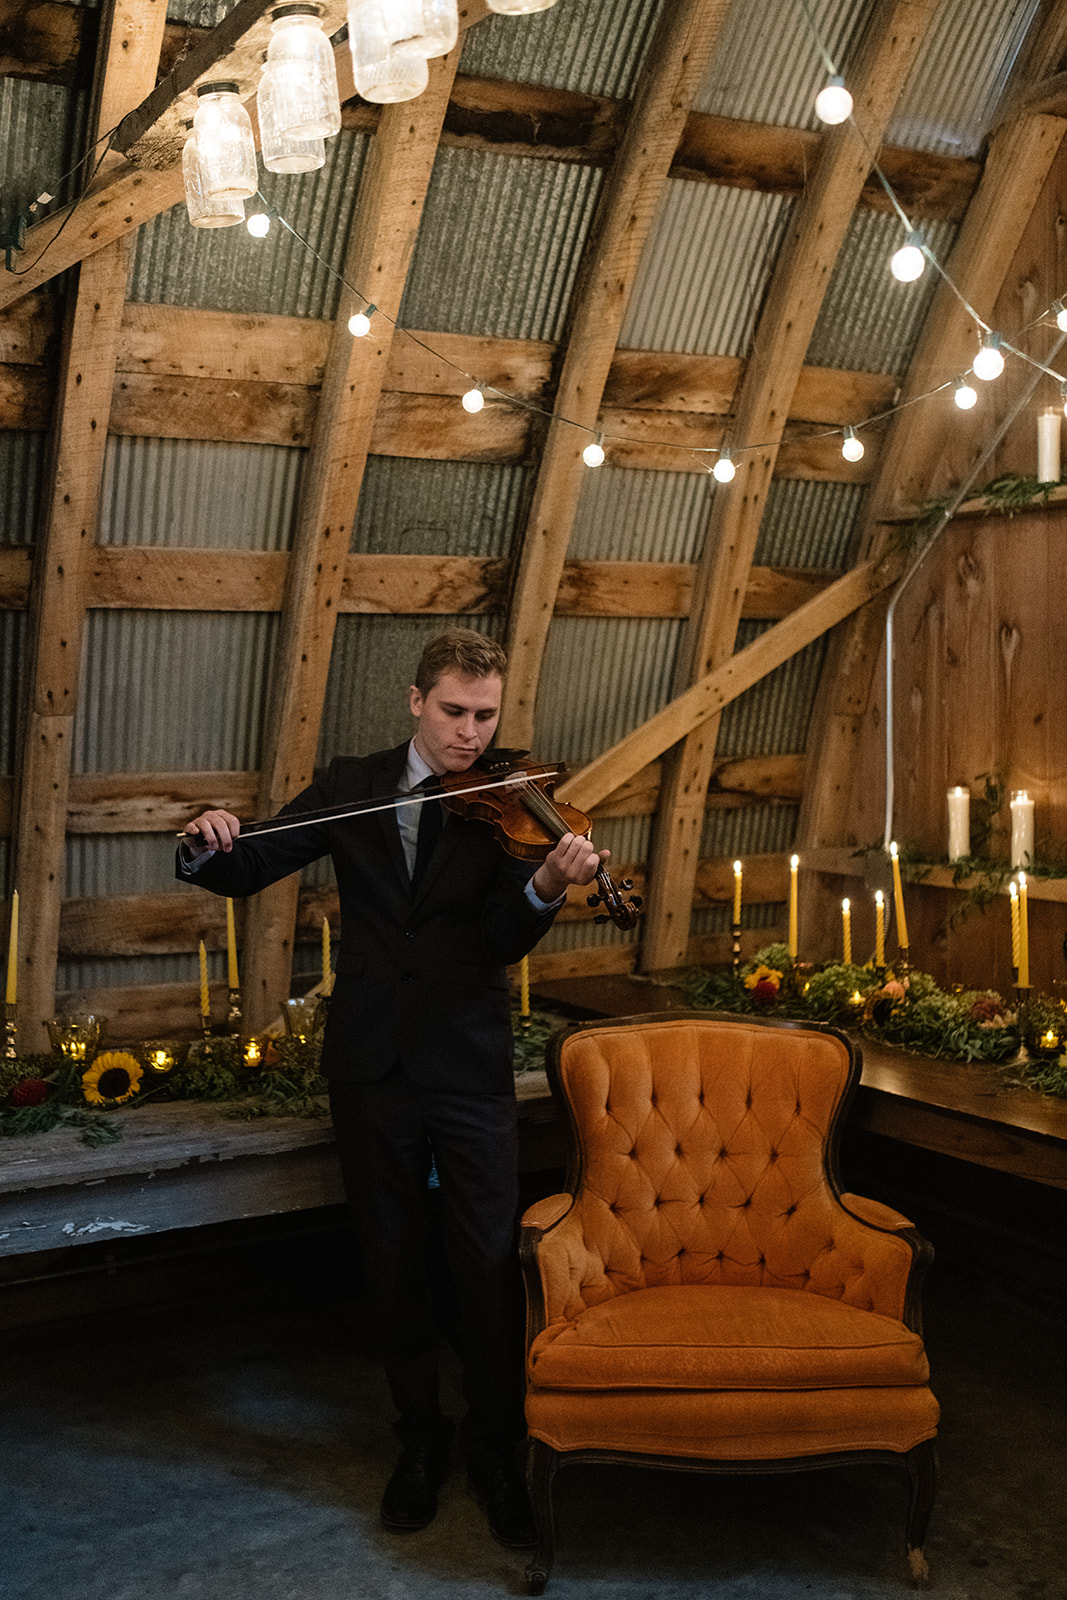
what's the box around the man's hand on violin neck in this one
[184,809,242,854]
[531,833,608,903]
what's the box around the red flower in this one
[750,978,779,1007]
[10,1077,49,1107]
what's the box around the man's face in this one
[409,670,502,774]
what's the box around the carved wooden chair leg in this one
[524,1437,558,1595]
[904,1438,938,1587]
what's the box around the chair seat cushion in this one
[528,1284,929,1391]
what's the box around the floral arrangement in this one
[682,945,1067,1098]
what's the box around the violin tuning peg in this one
[593,914,610,926]
[630,895,643,908]
[619,878,633,891]
[586,893,602,908]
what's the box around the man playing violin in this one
[177,629,606,1549]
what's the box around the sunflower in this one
[82,1051,143,1107]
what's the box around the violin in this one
[441,750,642,931]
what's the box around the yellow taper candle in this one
[520,954,530,1018]
[1018,872,1030,988]
[199,939,210,1019]
[841,898,852,965]
[732,859,742,923]
[322,917,331,985]
[226,899,239,991]
[874,890,885,966]
[889,842,909,949]
[1009,880,1020,971]
[788,855,799,958]
[4,889,17,1006]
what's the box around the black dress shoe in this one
[466,1450,538,1548]
[380,1441,449,1531]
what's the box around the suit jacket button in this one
[404,931,415,939]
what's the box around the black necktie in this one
[412,775,443,887]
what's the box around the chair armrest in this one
[840,1192,914,1231]
[836,1192,934,1336]
[521,1193,573,1233]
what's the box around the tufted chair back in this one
[519,1012,938,1596]
[542,1013,910,1322]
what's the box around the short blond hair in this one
[414,629,507,695]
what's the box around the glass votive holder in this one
[47,1012,105,1062]
[143,1039,178,1074]
[280,997,322,1043]
[243,1037,264,1068]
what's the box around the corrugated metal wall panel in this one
[806,211,958,375]
[0,841,8,903]
[0,76,89,215]
[0,433,46,544]
[127,133,369,318]
[620,181,792,356]
[716,624,828,757]
[353,457,529,557]
[99,437,303,549]
[74,611,277,772]
[166,0,232,24]
[459,0,664,99]
[534,809,648,955]
[318,613,501,764]
[694,0,875,126]
[754,479,866,570]
[691,900,785,937]
[57,951,226,997]
[700,802,800,859]
[888,0,1040,157]
[532,616,683,769]
[570,466,710,563]
[65,835,190,899]
[0,612,25,774]
[398,149,603,340]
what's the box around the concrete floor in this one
[1,1233,1063,1600]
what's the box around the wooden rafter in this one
[239,50,462,1032]
[798,0,1067,877]
[497,0,732,747]
[640,0,939,972]
[9,0,167,1049]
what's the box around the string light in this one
[1054,300,1067,333]
[461,384,485,413]
[246,211,271,237]
[954,377,977,410]
[973,332,1004,381]
[348,303,376,337]
[711,449,736,482]
[841,425,864,462]
[890,230,925,283]
[487,0,559,12]
[582,433,605,467]
[814,75,852,125]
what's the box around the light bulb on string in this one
[711,449,735,483]
[1054,300,1067,333]
[582,433,605,468]
[461,384,485,414]
[814,75,852,125]
[890,230,925,282]
[348,304,376,338]
[954,377,977,410]
[486,0,559,12]
[973,333,1004,381]
[841,426,864,462]
[246,211,271,237]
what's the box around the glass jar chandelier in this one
[258,55,326,173]
[261,5,341,141]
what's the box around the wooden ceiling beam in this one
[239,49,461,1033]
[7,0,167,1050]
[640,0,939,972]
[497,0,732,747]
[798,0,1067,874]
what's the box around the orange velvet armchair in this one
[520,1013,939,1593]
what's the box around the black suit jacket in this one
[176,743,559,1091]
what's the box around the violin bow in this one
[175,767,561,842]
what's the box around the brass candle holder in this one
[730,921,742,973]
[226,986,242,1033]
[3,1001,16,1060]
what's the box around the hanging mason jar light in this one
[264,4,341,141]
[349,0,458,62]
[182,128,246,228]
[486,0,559,13]
[346,1,428,103]
[192,82,258,201]
[258,59,326,173]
